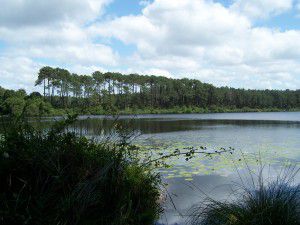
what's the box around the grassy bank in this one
[35,106,300,117]
[117,106,300,115]
[0,117,161,225]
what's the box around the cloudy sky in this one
[0,0,300,92]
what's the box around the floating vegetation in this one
[135,137,297,181]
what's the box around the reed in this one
[188,166,300,225]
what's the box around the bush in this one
[0,117,161,225]
[3,97,26,116]
[188,168,300,225]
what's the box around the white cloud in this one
[0,55,114,92]
[69,65,106,75]
[0,0,300,91]
[0,23,119,71]
[142,68,171,77]
[0,0,118,91]
[91,0,300,89]
[0,56,41,91]
[0,0,111,27]
[139,1,151,7]
[94,1,251,56]
[0,23,86,46]
[230,0,293,20]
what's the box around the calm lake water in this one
[46,112,300,224]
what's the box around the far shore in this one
[1,106,300,119]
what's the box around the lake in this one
[49,112,300,224]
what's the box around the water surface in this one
[44,112,300,224]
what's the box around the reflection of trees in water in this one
[66,118,300,137]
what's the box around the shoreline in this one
[49,107,300,117]
[1,107,300,118]
[7,108,299,121]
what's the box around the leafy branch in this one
[143,146,235,168]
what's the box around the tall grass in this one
[0,116,161,225]
[188,166,300,225]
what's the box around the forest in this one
[0,66,300,116]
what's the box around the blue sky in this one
[0,0,300,91]
[255,8,300,30]
[105,0,150,16]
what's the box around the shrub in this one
[3,97,26,116]
[0,117,161,225]
[188,167,300,225]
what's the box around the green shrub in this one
[0,117,161,225]
[3,97,26,116]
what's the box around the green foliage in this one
[3,96,26,116]
[0,86,6,98]
[24,98,53,116]
[2,66,300,116]
[34,66,300,114]
[0,117,161,225]
[0,87,56,117]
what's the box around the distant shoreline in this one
[18,107,300,118]
[2,109,300,119]
[97,108,300,115]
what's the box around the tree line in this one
[0,86,53,116]
[35,66,300,112]
[1,66,299,117]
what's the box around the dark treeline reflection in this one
[29,117,300,139]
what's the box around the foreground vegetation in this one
[0,115,299,224]
[1,66,300,116]
[0,116,161,225]
[1,90,299,225]
[188,167,300,225]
